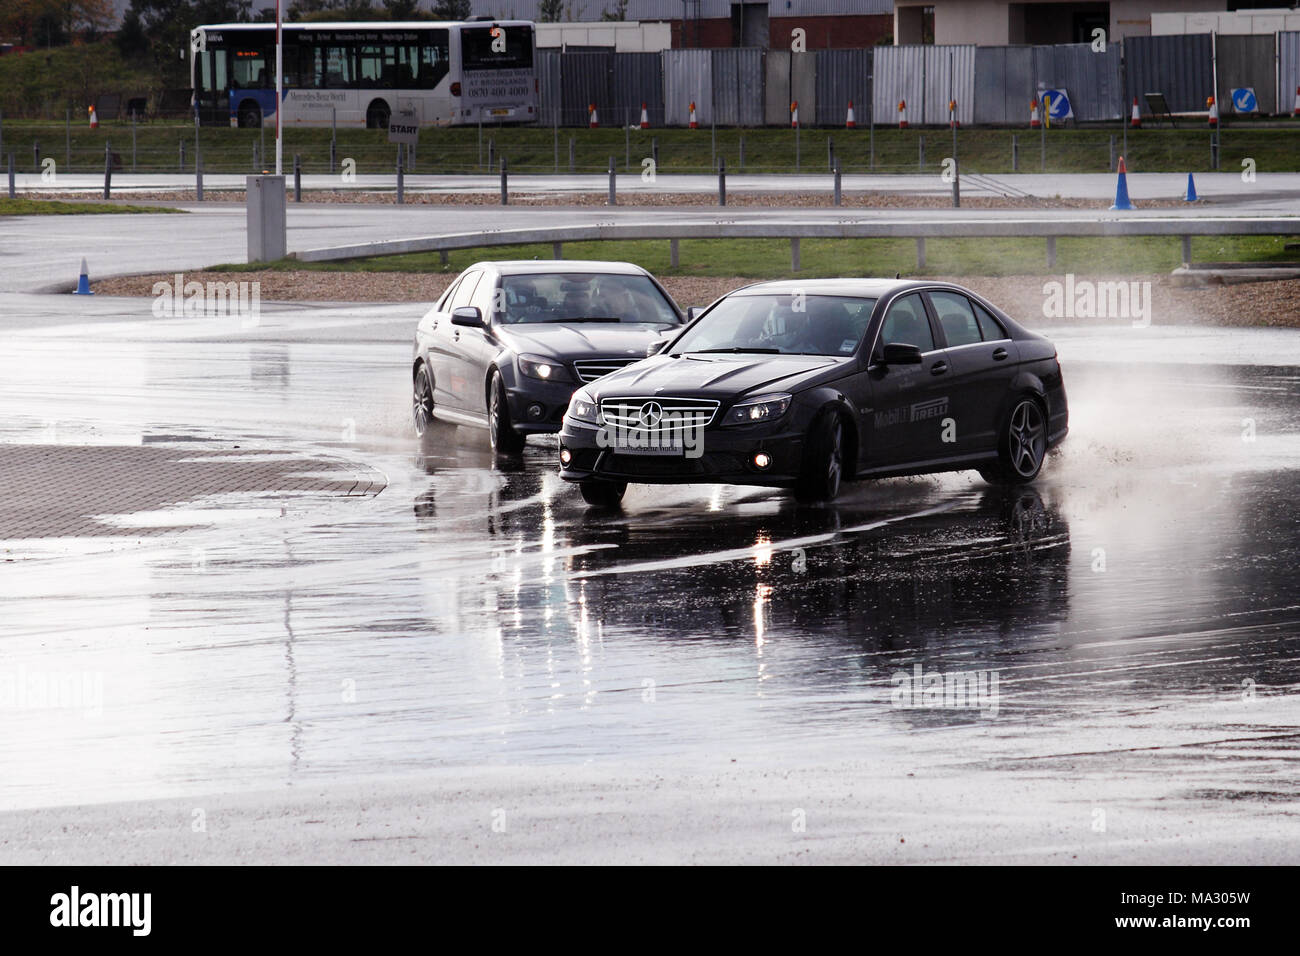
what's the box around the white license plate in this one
[617,444,684,457]
[490,108,510,116]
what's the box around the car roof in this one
[469,260,651,276]
[730,278,940,298]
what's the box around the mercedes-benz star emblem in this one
[638,401,663,427]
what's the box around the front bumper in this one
[557,417,807,486]
[506,378,581,435]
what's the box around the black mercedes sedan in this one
[412,260,684,454]
[557,279,1069,506]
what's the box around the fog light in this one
[560,447,572,466]
[527,403,545,420]
[753,452,772,470]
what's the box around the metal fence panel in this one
[975,46,1009,125]
[663,49,713,127]
[1031,43,1122,122]
[1123,34,1214,114]
[765,49,791,127]
[537,48,561,127]
[711,48,765,127]
[791,52,817,128]
[1215,34,1277,115]
[815,48,873,127]
[923,45,975,125]
[612,52,665,128]
[1282,32,1300,116]
[873,45,926,127]
[559,51,612,128]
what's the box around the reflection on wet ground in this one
[1,304,1297,816]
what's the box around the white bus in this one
[190,20,537,129]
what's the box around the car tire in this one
[488,370,526,456]
[413,364,445,443]
[579,480,627,508]
[980,396,1048,485]
[794,411,845,502]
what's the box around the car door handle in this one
[453,330,460,342]
[929,360,948,375]
[992,347,1008,361]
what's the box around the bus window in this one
[302,45,355,89]
[357,45,396,89]
[418,32,449,89]
[460,26,532,71]
[231,48,270,89]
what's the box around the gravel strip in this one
[93,270,1300,327]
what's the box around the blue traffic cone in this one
[72,257,94,295]
[1183,172,1199,202]
[1109,156,1135,211]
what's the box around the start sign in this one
[388,107,419,145]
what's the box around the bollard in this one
[718,156,726,207]
[196,155,203,202]
[500,157,508,205]
[1011,134,1018,172]
[833,166,842,206]
[253,141,259,172]
[918,135,925,170]
[487,138,494,172]
[294,154,301,202]
[1109,135,1117,172]
[827,136,835,173]
[329,137,336,175]
[738,133,745,171]
[1181,235,1192,265]
[952,160,960,208]
[7,153,14,199]
[102,144,111,200]
[608,155,616,205]
[179,139,186,172]
[397,150,404,204]
[1210,131,1219,170]
[33,141,40,174]
[568,137,575,174]
[790,237,801,272]
[651,136,659,171]
[132,112,137,172]
[795,124,801,171]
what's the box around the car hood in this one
[497,322,675,360]
[586,353,846,400]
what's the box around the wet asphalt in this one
[2,293,1298,847]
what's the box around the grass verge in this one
[0,197,184,215]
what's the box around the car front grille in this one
[599,396,721,432]
[573,358,641,383]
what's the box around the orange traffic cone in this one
[1206,96,1218,128]
[1293,86,1300,117]
[949,98,959,129]
[588,103,599,128]
[1130,97,1142,128]
[845,100,856,128]
[1029,98,1040,128]
[897,99,908,129]
[688,101,698,129]
[790,100,799,128]
[88,105,98,129]
[639,102,649,129]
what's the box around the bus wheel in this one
[237,102,261,129]
[366,101,391,130]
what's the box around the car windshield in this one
[498,273,680,326]
[670,294,877,357]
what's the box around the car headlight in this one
[722,393,792,426]
[518,354,567,382]
[565,388,599,424]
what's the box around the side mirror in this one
[685,306,701,321]
[881,342,923,365]
[451,306,484,328]
[647,338,670,357]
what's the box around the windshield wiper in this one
[690,347,781,354]
[542,316,623,323]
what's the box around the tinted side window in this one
[436,275,463,311]
[929,291,982,348]
[879,293,935,352]
[972,301,1008,341]
[452,271,482,310]
[470,273,499,319]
